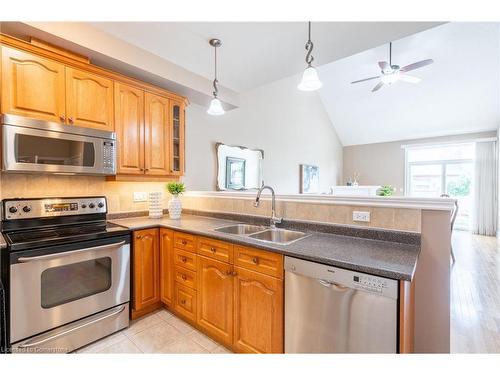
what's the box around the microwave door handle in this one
[17,241,126,263]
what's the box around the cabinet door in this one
[144,92,170,176]
[65,67,114,130]
[1,46,66,122]
[197,256,233,346]
[133,228,160,312]
[114,82,145,174]
[233,267,283,353]
[169,100,185,176]
[160,229,174,307]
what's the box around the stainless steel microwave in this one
[2,114,116,176]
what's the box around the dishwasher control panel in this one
[284,256,398,300]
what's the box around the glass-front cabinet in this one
[170,100,185,175]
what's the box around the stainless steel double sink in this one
[213,224,309,245]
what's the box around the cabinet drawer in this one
[174,232,196,252]
[174,265,197,290]
[234,245,283,279]
[173,248,197,272]
[174,283,197,323]
[197,236,233,263]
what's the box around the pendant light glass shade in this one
[298,22,323,92]
[207,97,225,116]
[298,66,323,91]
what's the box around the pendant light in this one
[298,21,323,91]
[207,38,225,116]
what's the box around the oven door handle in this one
[17,241,126,263]
[16,304,126,349]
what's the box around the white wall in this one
[183,73,343,194]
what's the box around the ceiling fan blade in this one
[372,81,384,92]
[378,61,389,70]
[399,74,422,83]
[351,76,380,84]
[400,59,434,72]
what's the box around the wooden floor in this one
[451,230,500,353]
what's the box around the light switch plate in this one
[133,192,148,202]
[353,211,370,222]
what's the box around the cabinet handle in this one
[181,274,187,280]
[232,271,238,277]
[181,240,187,245]
[210,247,216,253]
[59,115,66,122]
[136,235,142,239]
[181,256,187,263]
[252,257,259,265]
[68,117,74,123]
[140,168,144,171]
[180,299,186,305]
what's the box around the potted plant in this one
[166,182,186,219]
[377,185,395,197]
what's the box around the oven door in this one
[9,236,130,343]
[2,124,114,175]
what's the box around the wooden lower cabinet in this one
[132,229,283,353]
[160,228,174,307]
[233,266,284,353]
[197,256,234,347]
[133,228,161,315]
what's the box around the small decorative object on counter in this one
[377,185,395,196]
[148,191,163,219]
[166,182,186,219]
[352,172,360,187]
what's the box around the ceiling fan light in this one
[380,70,400,85]
[207,97,225,116]
[298,66,323,91]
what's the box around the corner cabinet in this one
[0,35,188,180]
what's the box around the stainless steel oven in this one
[2,114,116,175]
[2,196,130,353]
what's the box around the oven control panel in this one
[2,197,107,220]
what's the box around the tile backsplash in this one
[0,174,421,232]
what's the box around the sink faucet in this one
[254,185,282,229]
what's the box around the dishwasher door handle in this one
[318,279,350,291]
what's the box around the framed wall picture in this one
[225,157,246,189]
[300,164,319,194]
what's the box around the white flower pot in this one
[168,195,182,219]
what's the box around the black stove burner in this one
[4,221,130,251]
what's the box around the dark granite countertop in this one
[110,214,419,281]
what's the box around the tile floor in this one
[76,308,232,354]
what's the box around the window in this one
[405,143,474,230]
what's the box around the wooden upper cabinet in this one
[170,100,185,175]
[114,82,145,174]
[233,266,284,353]
[65,67,114,131]
[144,92,170,176]
[197,256,234,347]
[1,46,66,122]
[133,228,161,312]
[160,228,174,307]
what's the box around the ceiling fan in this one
[351,42,434,92]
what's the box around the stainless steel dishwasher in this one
[284,256,398,353]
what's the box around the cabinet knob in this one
[182,240,187,245]
[68,117,74,123]
[181,256,187,263]
[59,115,66,122]
[181,274,187,280]
[252,257,259,265]
[180,299,186,305]
[232,271,238,277]
[210,247,216,253]
[136,235,142,239]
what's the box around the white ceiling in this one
[89,22,442,92]
[318,22,500,146]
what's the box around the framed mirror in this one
[216,142,264,191]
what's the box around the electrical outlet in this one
[133,192,147,202]
[353,211,370,222]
